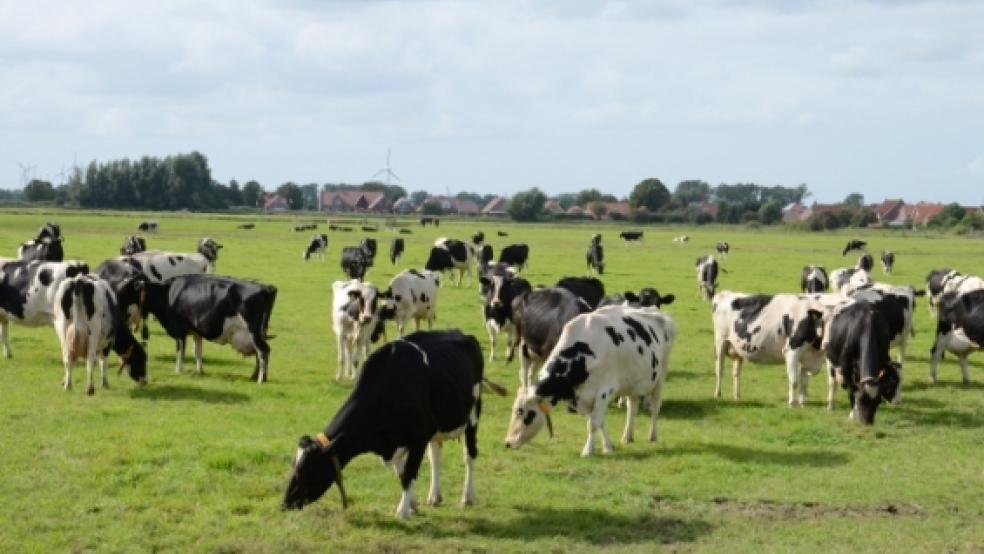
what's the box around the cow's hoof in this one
[460,495,474,507]
[427,493,442,506]
[86,386,95,396]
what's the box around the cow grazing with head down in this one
[282,330,504,518]
[842,239,866,256]
[17,222,64,262]
[380,270,439,337]
[801,265,829,293]
[331,279,394,380]
[303,234,328,261]
[620,231,644,242]
[479,271,531,361]
[339,240,376,281]
[475,244,494,274]
[857,253,874,273]
[505,305,676,456]
[881,251,895,274]
[426,238,473,287]
[825,301,901,424]
[555,276,606,310]
[925,269,984,317]
[0,259,90,358]
[511,287,589,388]
[929,289,984,385]
[52,274,148,394]
[586,234,604,275]
[137,221,158,233]
[120,236,147,256]
[696,255,718,300]
[716,241,730,257]
[498,244,530,272]
[389,238,405,265]
[140,274,277,383]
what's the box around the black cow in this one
[427,239,473,286]
[237,223,255,230]
[476,244,494,271]
[857,253,874,273]
[479,273,532,361]
[361,226,377,232]
[881,251,895,274]
[420,217,439,227]
[716,241,730,257]
[304,234,329,261]
[511,287,589,387]
[586,234,604,275]
[17,222,64,262]
[498,244,529,272]
[619,231,644,241]
[137,221,158,233]
[389,238,405,265]
[472,232,485,245]
[398,228,413,235]
[696,255,719,300]
[801,265,829,293]
[556,276,605,310]
[497,230,508,237]
[120,236,147,256]
[282,330,504,518]
[139,274,277,383]
[825,301,901,425]
[360,238,378,262]
[340,247,371,280]
[600,287,675,309]
[930,289,984,385]
[842,239,866,256]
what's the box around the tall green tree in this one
[277,182,303,210]
[24,179,55,202]
[673,180,711,205]
[242,181,263,207]
[843,193,864,207]
[629,178,670,212]
[410,190,430,206]
[507,188,547,221]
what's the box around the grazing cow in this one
[830,267,871,295]
[360,238,378,262]
[389,238,405,265]
[331,280,394,379]
[479,272,531,362]
[94,258,146,330]
[120,236,147,256]
[124,237,222,280]
[472,231,485,245]
[497,230,508,237]
[712,291,838,406]
[672,235,689,243]
[696,255,719,300]
[586,234,604,275]
[801,265,829,293]
[842,239,866,256]
[925,269,984,317]
[620,231,644,242]
[825,301,901,424]
[475,244,494,273]
[420,217,439,227]
[137,221,158,233]
[498,243,530,272]
[361,225,378,233]
[716,241,730,257]
[140,274,277,383]
[339,240,376,281]
[328,224,339,231]
[340,227,353,232]
[52,274,148,394]
[600,288,675,309]
[881,251,895,274]
[398,228,413,235]
[282,330,504,518]
[0,260,90,358]
[237,223,255,230]
[556,276,605,310]
[303,234,329,261]
[17,223,64,262]
[929,289,984,385]
[426,238,473,286]
[857,253,874,273]
[380,270,440,336]
[511,287,588,387]
[504,305,676,456]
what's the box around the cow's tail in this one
[482,378,507,396]
[262,286,278,340]
[65,280,90,359]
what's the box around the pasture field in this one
[1,209,983,553]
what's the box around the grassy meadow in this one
[0,209,982,553]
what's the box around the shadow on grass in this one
[891,405,982,428]
[353,507,712,546]
[905,379,984,391]
[662,442,849,467]
[660,398,768,420]
[130,384,250,404]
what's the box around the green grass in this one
[1,210,983,553]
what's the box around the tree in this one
[673,180,711,205]
[629,178,670,212]
[758,201,782,224]
[589,201,607,219]
[301,183,319,210]
[575,188,603,207]
[507,188,547,222]
[456,191,484,207]
[24,179,55,202]
[850,208,877,228]
[929,203,966,228]
[843,193,864,207]
[557,193,577,210]
[242,181,263,207]
[420,200,444,215]
[410,190,430,206]
[276,182,303,210]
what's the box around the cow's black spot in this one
[622,317,651,345]
[394,294,402,303]
[409,269,424,278]
[523,410,537,426]
[601,392,607,400]
[168,256,177,266]
[604,326,624,346]
[652,371,657,381]
[782,314,792,336]
[648,326,660,343]
[626,328,636,341]
[651,352,657,369]
[420,293,428,303]
[175,255,183,262]
[637,345,644,355]
[38,269,52,287]
[81,280,96,320]
[149,265,163,281]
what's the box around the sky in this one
[2,0,983,204]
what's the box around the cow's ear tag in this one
[315,432,331,448]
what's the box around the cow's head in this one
[504,387,553,449]
[628,288,674,308]
[198,237,223,262]
[119,341,148,384]
[785,308,825,350]
[591,233,601,245]
[116,275,149,329]
[855,362,901,425]
[282,433,348,510]
[347,286,396,336]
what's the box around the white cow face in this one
[504,387,553,449]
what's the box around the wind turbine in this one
[17,162,36,186]
[371,147,401,187]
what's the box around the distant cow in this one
[120,236,147,256]
[389,238,405,265]
[880,251,895,274]
[801,265,829,293]
[620,231,644,242]
[340,240,376,281]
[479,272,531,362]
[141,274,277,382]
[472,232,485,245]
[505,305,676,456]
[0,259,90,358]
[825,301,901,424]
[282,330,504,518]
[380,270,440,336]
[426,238,473,286]
[237,223,255,230]
[398,228,412,235]
[696,255,718,300]
[511,287,589,387]
[498,243,530,272]
[672,235,689,244]
[361,225,378,233]
[52,274,147,394]
[17,222,64,262]
[586,234,604,275]
[331,280,394,380]
[475,244,494,273]
[600,288,675,309]
[857,253,874,273]
[420,217,439,227]
[304,234,328,261]
[137,221,158,233]
[497,230,508,237]
[716,241,729,257]
[925,268,984,317]
[842,239,866,256]
[555,276,605,310]
[930,289,984,385]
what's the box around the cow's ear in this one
[807,309,823,321]
[298,435,315,448]
[661,294,675,305]
[623,291,639,302]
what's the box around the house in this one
[419,196,480,216]
[263,194,289,212]
[596,202,630,220]
[482,196,508,217]
[698,202,720,220]
[392,197,415,215]
[910,202,944,226]
[873,199,905,226]
[320,190,391,213]
[544,199,563,214]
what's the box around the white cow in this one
[505,305,675,456]
[125,237,222,281]
[331,280,393,380]
[380,269,439,337]
[52,275,148,394]
[0,259,90,358]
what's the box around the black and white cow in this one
[556,276,605,310]
[140,274,277,383]
[696,255,719,300]
[857,253,874,273]
[842,239,866,256]
[880,251,895,274]
[0,259,89,358]
[586,234,604,275]
[426,238,473,287]
[340,242,375,281]
[825,301,901,424]
[17,222,65,262]
[712,291,838,406]
[504,305,676,456]
[498,244,530,272]
[125,237,222,281]
[475,244,494,274]
[398,228,413,235]
[497,230,508,237]
[600,288,675,309]
[420,217,439,227]
[380,270,439,337]
[716,241,730,257]
[237,223,255,230]
[479,272,531,362]
[472,231,485,245]
[94,258,147,330]
[120,236,147,256]
[331,279,394,380]
[801,265,829,293]
[925,269,984,317]
[929,289,984,385]
[282,330,504,518]
[620,231,644,241]
[511,287,589,388]
[360,238,378,263]
[52,274,148,394]
[389,238,405,265]
[138,221,158,233]
[303,234,328,261]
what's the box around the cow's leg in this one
[929,333,945,385]
[0,321,10,358]
[395,444,426,519]
[461,419,478,506]
[62,358,74,391]
[732,358,743,400]
[713,339,727,398]
[621,395,637,444]
[959,353,970,385]
[335,333,347,380]
[798,366,810,406]
[784,352,800,407]
[648,374,667,442]
[193,335,204,374]
[826,361,837,410]
[85,352,97,396]
[486,321,497,362]
[582,401,614,456]
[175,338,186,373]
[426,441,443,506]
[99,354,109,389]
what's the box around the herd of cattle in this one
[3,220,982,519]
